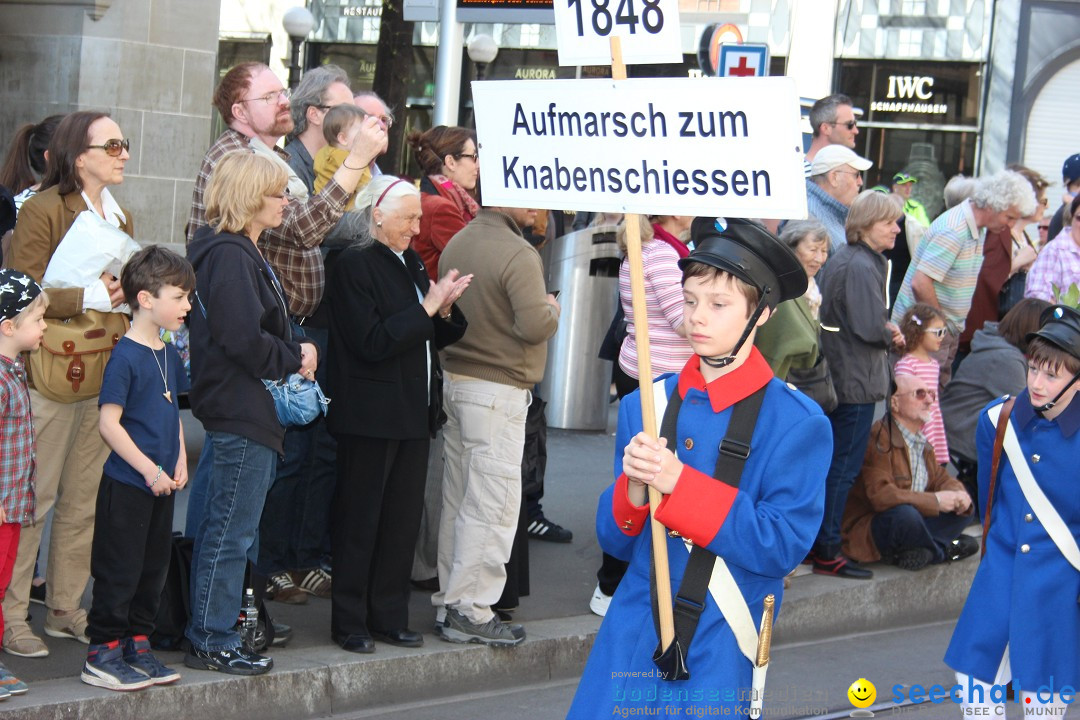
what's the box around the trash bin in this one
[538,225,621,430]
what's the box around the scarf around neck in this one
[430,174,479,220]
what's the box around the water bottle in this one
[239,588,258,650]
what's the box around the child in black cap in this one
[568,218,832,718]
[0,269,48,699]
[945,304,1080,717]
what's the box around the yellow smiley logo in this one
[848,678,876,708]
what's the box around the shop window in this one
[361,17,380,42]
[900,0,927,15]
[898,28,923,57]
[519,23,541,46]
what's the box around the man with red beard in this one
[186,62,384,320]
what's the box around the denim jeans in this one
[870,504,971,563]
[815,402,876,559]
[257,323,337,575]
[184,440,214,540]
[185,431,276,652]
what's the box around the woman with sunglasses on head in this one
[3,111,132,657]
[405,126,480,283]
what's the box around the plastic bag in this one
[42,210,140,289]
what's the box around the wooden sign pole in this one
[610,35,675,654]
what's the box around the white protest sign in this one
[473,76,808,219]
[552,0,682,66]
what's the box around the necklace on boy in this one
[138,331,171,404]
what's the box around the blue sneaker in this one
[0,663,27,695]
[81,641,153,691]
[122,636,180,685]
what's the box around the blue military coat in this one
[567,351,831,718]
[945,391,1080,688]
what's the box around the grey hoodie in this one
[941,322,1027,461]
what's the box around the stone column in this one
[0,0,222,250]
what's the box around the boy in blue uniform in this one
[81,246,193,691]
[945,304,1080,717]
[568,218,832,718]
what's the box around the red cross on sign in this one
[717,44,769,78]
[729,56,756,76]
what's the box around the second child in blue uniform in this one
[81,246,193,691]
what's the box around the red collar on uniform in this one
[678,347,774,413]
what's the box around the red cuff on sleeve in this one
[654,465,737,546]
[612,473,650,536]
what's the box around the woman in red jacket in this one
[406,126,479,282]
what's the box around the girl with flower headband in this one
[895,302,950,464]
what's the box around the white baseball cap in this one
[810,145,873,177]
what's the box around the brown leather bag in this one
[981,397,1016,557]
[26,309,129,403]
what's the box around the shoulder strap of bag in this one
[649,378,767,666]
[982,397,1014,557]
[988,400,1080,572]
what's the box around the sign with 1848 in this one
[551,0,681,66]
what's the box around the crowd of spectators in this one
[0,73,1077,701]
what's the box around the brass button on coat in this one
[1021,544,1031,554]
[684,438,694,450]
[1031,454,1041,463]
[1025,514,1033,523]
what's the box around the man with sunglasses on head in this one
[803,93,859,177]
[840,372,976,572]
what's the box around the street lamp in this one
[467,34,499,81]
[283,6,316,90]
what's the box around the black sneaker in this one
[29,582,45,606]
[811,553,874,579]
[894,547,934,571]
[527,517,573,543]
[436,608,526,647]
[184,646,272,676]
[947,535,979,562]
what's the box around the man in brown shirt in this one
[842,373,977,570]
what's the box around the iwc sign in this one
[870,75,948,115]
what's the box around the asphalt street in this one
[344,620,1043,720]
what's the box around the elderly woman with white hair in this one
[891,169,1037,385]
[325,175,471,654]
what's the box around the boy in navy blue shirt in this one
[81,246,193,691]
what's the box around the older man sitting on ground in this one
[841,373,978,571]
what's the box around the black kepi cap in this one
[682,217,808,310]
[1027,305,1080,360]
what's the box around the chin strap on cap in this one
[700,290,771,369]
[1035,371,1080,415]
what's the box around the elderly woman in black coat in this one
[326,175,471,653]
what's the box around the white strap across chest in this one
[987,403,1080,572]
